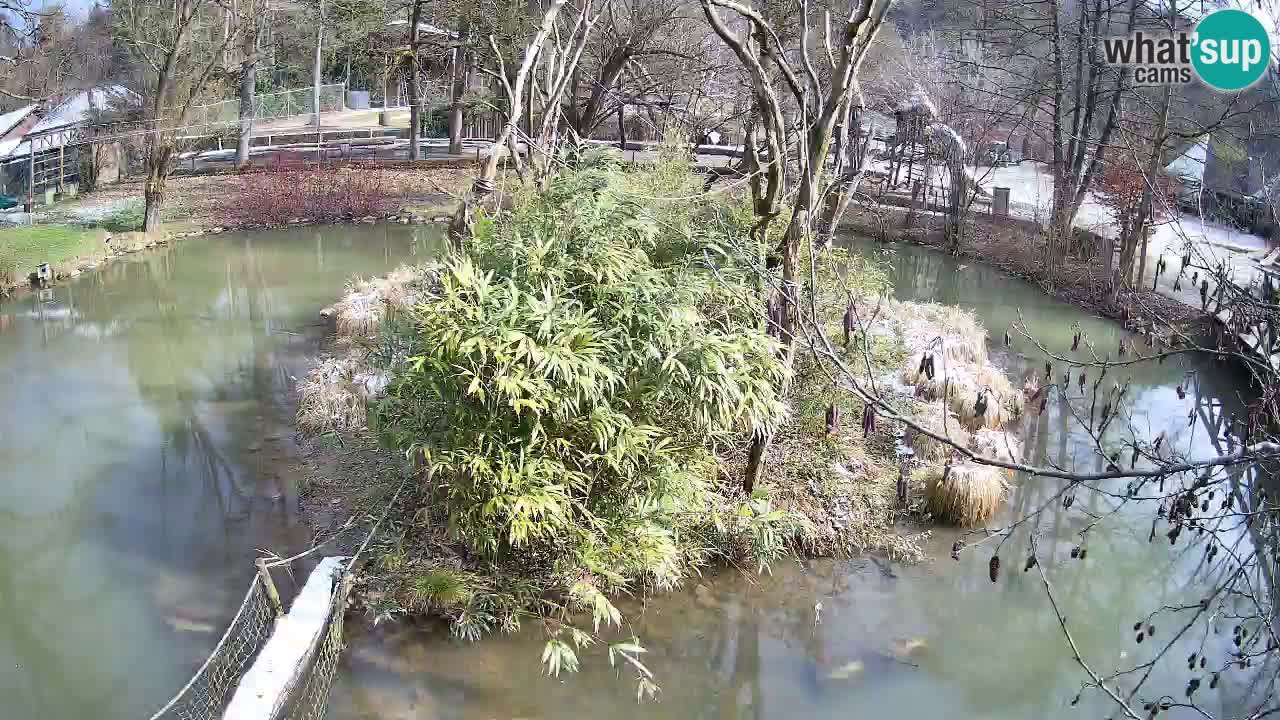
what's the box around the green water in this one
[328,239,1274,720]
[0,225,441,719]
[0,229,1268,720]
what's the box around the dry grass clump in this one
[883,299,987,365]
[301,265,433,434]
[332,265,428,338]
[953,387,1007,431]
[973,364,1023,415]
[901,355,971,399]
[909,405,972,463]
[297,354,394,434]
[902,360,1010,431]
[334,288,383,337]
[886,300,1021,432]
[1022,371,1040,400]
[918,463,1008,526]
[761,425,923,562]
[972,428,1022,465]
[379,266,423,307]
[297,356,369,434]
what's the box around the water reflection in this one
[329,238,1271,720]
[0,224,441,720]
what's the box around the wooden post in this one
[256,558,285,617]
[58,146,65,192]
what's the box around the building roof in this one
[0,86,139,161]
[1164,138,1207,184]
[0,105,37,139]
[30,86,136,134]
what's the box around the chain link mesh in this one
[190,86,347,128]
[276,579,349,720]
[148,576,278,720]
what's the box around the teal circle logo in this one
[1192,9,1271,91]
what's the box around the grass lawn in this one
[0,224,106,286]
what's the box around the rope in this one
[261,518,356,569]
[346,474,411,574]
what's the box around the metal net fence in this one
[275,578,350,720]
[148,575,278,720]
[190,85,347,128]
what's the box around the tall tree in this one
[447,17,468,153]
[561,0,698,138]
[448,0,590,246]
[701,0,894,490]
[235,0,268,168]
[117,0,242,231]
[1,1,123,106]
[407,0,424,160]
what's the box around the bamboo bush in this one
[372,156,805,652]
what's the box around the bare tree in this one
[528,0,598,182]
[447,0,579,247]
[1,1,121,105]
[117,0,242,231]
[561,0,700,138]
[700,0,895,490]
[407,0,424,160]
[447,17,469,154]
[235,0,270,168]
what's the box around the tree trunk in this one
[408,1,423,161]
[313,0,324,128]
[616,104,626,152]
[1046,178,1076,279]
[448,22,468,155]
[236,30,257,169]
[143,140,173,234]
[1136,225,1150,290]
[569,51,629,138]
[947,165,964,252]
[698,0,889,493]
[1128,84,1173,297]
[818,96,859,247]
[449,0,567,252]
[743,437,766,494]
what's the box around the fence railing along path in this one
[188,85,347,129]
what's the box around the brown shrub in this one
[217,167,396,228]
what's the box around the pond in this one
[0,224,440,720]
[0,227,1267,720]
[327,237,1273,720]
